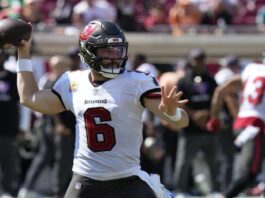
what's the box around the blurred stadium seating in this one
[32,24,265,65]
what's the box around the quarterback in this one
[16,19,189,198]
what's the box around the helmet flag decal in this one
[80,25,96,41]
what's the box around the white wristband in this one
[163,108,182,121]
[17,59,33,72]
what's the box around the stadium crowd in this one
[1,0,265,33]
[0,0,265,198]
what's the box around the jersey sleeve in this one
[52,72,72,111]
[137,73,161,107]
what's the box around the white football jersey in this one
[237,63,265,122]
[53,69,160,180]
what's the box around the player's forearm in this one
[17,52,65,114]
[17,71,39,107]
[17,43,40,106]
[223,95,239,119]
[210,88,223,118]
[211,77,241,118]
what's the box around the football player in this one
[208,62,265,198]
[16,19,189,198]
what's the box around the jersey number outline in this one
[245,77,265,105]
[84,107,115,152]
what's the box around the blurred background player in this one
[173,48,219,196]
[209,56,265,198]
[213,55,241,191]
[158,59,189,189]
[0,49,20,197]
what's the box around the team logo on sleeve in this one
[69,81,79,92]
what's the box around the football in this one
[0,18,32,47]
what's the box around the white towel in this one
[136,170,173,198]
[234,125,260,147]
